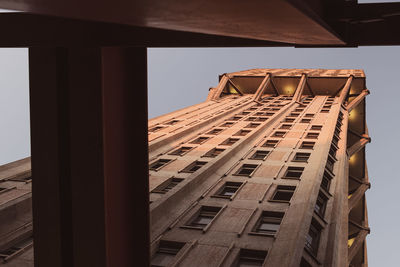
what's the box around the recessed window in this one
[169,146,194,156]
[151,240,185,267]
[280,124,292,130]
[305,219,322,256]
[293,152,311,162]
[305,132,319,139]
[265,112,274,116]
[149,125,164,132]
[220,122,235,127]
[256,117,268,122]
[314,192,328,218]
[246,107,258,111]
[256,112,264,116]
[151,178,184,194]
[289,112,300,117]
[234,164,259,176]
[325,154,336,172]
[0,187,7,193]
[271,185,296,202]
[300,141,315,150]
[236,249,267,267]
[304,113,314,118]
[230,116,243,121]
[283,166,304,179]
[239,111,250,115]
[329,144,337,159]
[165,119,180,125]
[149,159,173,171]
[252,211,284,235]
[207,128,224,135]
[300,118,311,123]
[246,117,258,121]
[321,109,330,113]
[213,182,243,199]
[311,125,322,131]
[284,118,295,123]
[185,206,222,230]
[321,171,333,192]
[190,136,210,144]
[245,123,261,128]
[262,140,279,148]
[295,108,304,112]
[234,130,251,136]
[272,131,286,138]
[203,148,225,158]
[250,150,270,160]
[180,161,207,173]
[220,138,240,146]
[0,236,33,262]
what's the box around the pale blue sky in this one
[0,45,398,266]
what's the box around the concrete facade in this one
[148,68,370,267]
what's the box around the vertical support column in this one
[292,73,306,102]
[29,47,149,267]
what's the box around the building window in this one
[255,111,264,116]
[151,240,185,267]
[270,185,296,202]
[185,206,222,230]
[256,117,268,122]
[220,121,235,127]
[283,166,305,179]
[329,144,338,159]
[234,164,259,176]
[300,118,311,124]
[190,136,210,144]
[305,219,322,256]
[300,141,315,150]
[314,192,328,218]
[213,182,243,199]
[295,108,304,112]
[246,117,258,121]
[265,112,274,116]
[250,150,270,160]
[207,128,224,135]
[230,116,243,121]
[320,109,330,113]
[0,236,33,262]
[239,111,250,115]
[304,113,314,118]
[305,132,319,139]
[220,138,240,146]
[165,119,180,125]
[325,154,336,172]
[169,146,194,156]
[280,124,292,130]
[150,159,173,171]
[203,148,225,158]
[245,123,261,128]
[272,131,286,138]
[284,118,295,123]
[293,152,311,162]
[149,125,164,132]
[252,211,284,235]
[151,178,184,194]
[289,112,300,117]
[262,140,279,148]
[311,125,322,131]
[234,129,251,136]
[236,249,267,267]
[180,161,207,173]
[321,171,333,192]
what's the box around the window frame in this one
[168,146,195,156]
[250,211,284,236]
[149,158,174,171]
[292,152,311,163]
[282,166,305,180]
[233,163,260,177]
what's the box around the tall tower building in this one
[148,69,370,267]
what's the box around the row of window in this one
[151,240,268,267]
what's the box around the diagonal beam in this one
[348,229,369,264]
[253,73,271,101]
[228,79,244,96]
[347,89,370,112]
[347,135,371,157]
[208,75,230,100]
[348,183,370,212]
[292,74,307,102]
[270,78,280,96]
[338,75,354,105]
[305,80,315,96]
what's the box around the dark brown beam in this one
[29,47,149,267]
[0,13,291,47]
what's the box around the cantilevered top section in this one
[208,68,366,100]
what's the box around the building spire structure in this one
[148,68,370,267]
